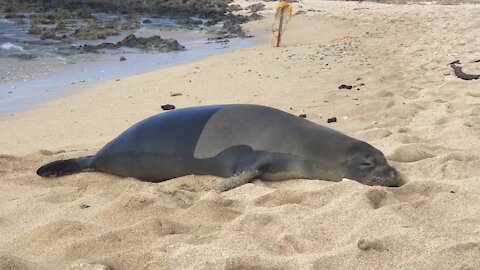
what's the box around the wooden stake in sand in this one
[273,1,293,47]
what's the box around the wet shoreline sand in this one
[0,8,262,115]
[0,32,259,115]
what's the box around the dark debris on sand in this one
[161,104,176,111]
[449,60,480,81]
[327,117,337,123]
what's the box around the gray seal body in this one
[37,104,403,190]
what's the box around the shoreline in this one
[2,1,480,269]
[0,32,261,115]
[0,6,265,115]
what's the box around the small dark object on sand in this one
[161,104,176,110]
[449,60,461,65]
[299,114,307,118]
[357,240,370,250]
[327,117,337,123]
[339,84,353,90]
[120,56,126,61]
[170,92,182,97]
[450,61,480,80]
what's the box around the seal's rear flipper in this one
[37,156,94,177]
[219,169,262,192]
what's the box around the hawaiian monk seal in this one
[37,104,403,190]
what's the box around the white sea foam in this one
[0,42,25,51]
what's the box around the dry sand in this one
[1,1,480,269]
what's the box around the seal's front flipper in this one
[219,169,262,192]
[37,156,94,178]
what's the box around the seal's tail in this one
[37,156,94,177]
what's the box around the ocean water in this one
[0,14,258,115]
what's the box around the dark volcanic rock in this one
[40,29,56,40]
[204,19,219,27]
[55,21,69,31]
[247,3,265,13]
[80,42,118,52]
[76,5,94,19]
[30,14,55,24]
[14,17,25,24]
[249,13,263,20]
[3,0,263,55]
[176,17,203,29]
[121,34,185,51]
[339,84,353,90]
[228,4,243,12]
[327,117,337,123]
[53,8,72,21]
[295,10,307,16]
[73,23,120,40]
[221,16,251,38]
[1,0,234,17]
[28,25,43,34]
[121,20,140,30]
[4,14,26,19]
[81,34,185,53]
[161,104,176,110]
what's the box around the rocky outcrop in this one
[82,23,118,38]
[80,34,185,53]
[0,0,233,18]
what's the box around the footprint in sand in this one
[38,149,66,156]
[463,117,480,129]
[41,190,86,204]
[0,154,23,175]
[64,217,185,260]
[25,220,96,245]
[362,180,457,211]
[225,255,294,270]
[227,210,286,236]
[253,187,341,209]
[440,241,480,254]
[69,263,111,270]
[357,239,388,252]
[0,255,32,270]
[388,144,436,163]
[254,189,305,207]
[356,128,392,141]
[364,189,393,210]
[180,196,241,224]
[391,134,422,144]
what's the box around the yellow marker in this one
[273,1,293,47]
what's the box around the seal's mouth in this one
[368,167,405,187]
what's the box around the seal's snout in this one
[384,167,405,187]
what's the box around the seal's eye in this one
[360,156,375,169]
[360,161,374,170]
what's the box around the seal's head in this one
[343,141,403,187]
